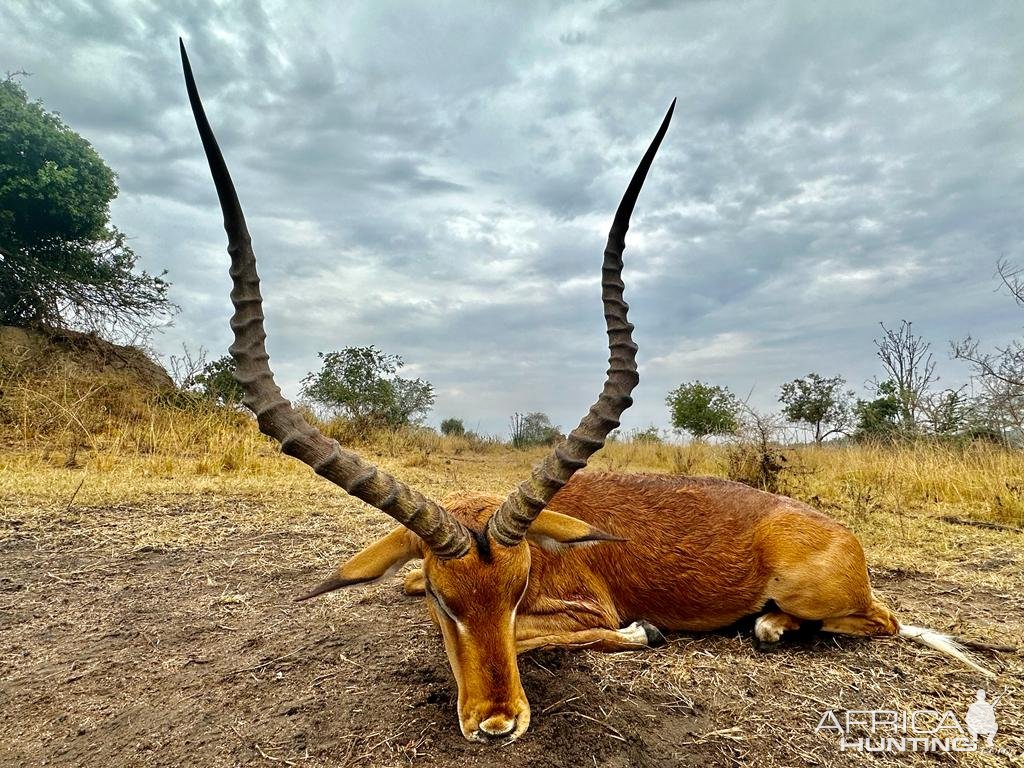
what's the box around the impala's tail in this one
[899,624,995,678]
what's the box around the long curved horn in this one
[487,101,675,547]
[179,40,471,560]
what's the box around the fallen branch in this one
[959,639,1018,654]
[552,710,627,742]
[65,476,86,514]
[938,515,1024,534]
[254,743,297,766]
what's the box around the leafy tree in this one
[300,346,434,429]
[0,76,174,336]
[666,381,740,441]
[440,418,465,436]
[509,411,562,448]
[778,373,853,444]
[853,380,902,440]
[386,376,436,427]
[191,355,244,406]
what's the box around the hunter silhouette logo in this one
[965,690,999,747]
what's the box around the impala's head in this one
[180,38,671,743]
[423,519,532,742]
[296,497,620,742]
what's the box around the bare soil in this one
[1,498,1021,767]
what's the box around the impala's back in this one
[530,472,870,631]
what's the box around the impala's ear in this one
[297,526,423,601]
[524,509,626,551]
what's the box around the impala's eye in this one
[425,581,457,621]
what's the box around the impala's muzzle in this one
[461,704,530,744]
[478,715,517,739]
[442,612,532,743]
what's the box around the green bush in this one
[440,417,465,436]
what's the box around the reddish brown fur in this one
[324,471,904,742]
[442,472,889,634]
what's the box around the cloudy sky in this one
[5,1,1023,436]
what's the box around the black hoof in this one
[639,620,666,647]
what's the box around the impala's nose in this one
[477,715,517,741]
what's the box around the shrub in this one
[509,411,563,449]
[440,417,465,436]
[629,425,663,444]
[725,408,790,493]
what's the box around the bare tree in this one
[954,335,1024,388]
[725,404,790,493]
[917,388,969,436]
[166,343,208,390]
[874,320,938,433]
[953,259,1024,389]
[951,258,1024,440]
[996,257,1024,305]
[971,377,1024,439]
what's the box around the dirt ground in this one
[1,485,1022,767]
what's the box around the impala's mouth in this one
[475,716,517,742]
[462,705,531,744]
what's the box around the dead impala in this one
[181,40,992,745]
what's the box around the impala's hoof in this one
[753,613,791,649]
[403,569,425,596]
[751,634,780,652]
[639,620,666,647]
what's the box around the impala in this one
[180,40,992,745]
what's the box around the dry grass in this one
[4,347,1022,530]
[3,368,1024,766]
[4,405,1024,570]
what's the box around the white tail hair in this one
[899,624,995,678]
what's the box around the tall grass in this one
[595,439,1024,526]
[2,358,1022,527]
[793,441,1024,526]
[0,356,509,477]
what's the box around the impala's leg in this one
[765,528,899,639]
[754,611,803,645]
[515,614,665,653]
[818,599,899,637]
[762,515,899,640]
[758,596,899,645]
[403,567,425,596]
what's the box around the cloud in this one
[2,0,1022,436]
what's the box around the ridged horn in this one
[179,39,471,560]
[487,100,675,547]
